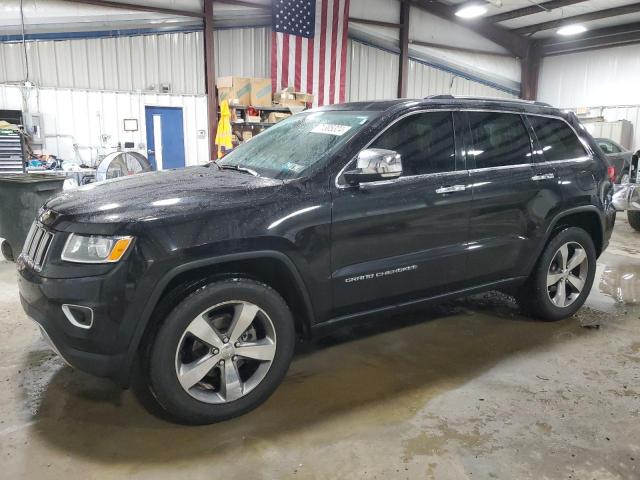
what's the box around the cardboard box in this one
[250,78,273,107]
[295,92,314,104]
[267,112,291,123]
[246,115,261,123]
[217,76,251,105]
[279,97,306,107]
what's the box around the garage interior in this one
[2,0,640,478]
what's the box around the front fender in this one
[120,250,315,386]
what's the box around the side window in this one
[371,112,455,176]
[467,112,532,169]
[528,116,589,162]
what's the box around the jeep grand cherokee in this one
[17,97,616,424]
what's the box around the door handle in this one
[147,149,155,155]
[435,184,467,194]
[531,173,555,181]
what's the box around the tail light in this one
[607,166,616,182]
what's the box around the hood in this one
[45,165,284,225]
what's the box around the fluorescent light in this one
[557,24,587,36]
[455,4,488,18]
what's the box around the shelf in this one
[222,105,296,113]
[232,121,277,128]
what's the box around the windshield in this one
[219,111,374,179]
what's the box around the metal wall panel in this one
[346,40,515,102]
[346,40,399,101]
[214,27,270,78]
[0,84,209,166]
[538,44,640,108]
[0,32,206,95]
[407,59,516,99]
[0,27,272,93]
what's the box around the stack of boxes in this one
[216,77,314,109]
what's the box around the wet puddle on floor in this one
[587,253,640,313]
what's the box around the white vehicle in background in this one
[612,149,640,231]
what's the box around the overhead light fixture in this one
[557,24,587,36]
[455,3,488,19]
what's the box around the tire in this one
[628,211,640,232]
[518,227,596,321]
[143,278,295,425]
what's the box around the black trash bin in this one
[0,174,65,261]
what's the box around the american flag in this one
[271,0,350,106]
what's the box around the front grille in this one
[22,222,54,269]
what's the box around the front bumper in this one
[613,184,640,211]
[17,256,131,383]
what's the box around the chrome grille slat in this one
[22,222,55,269]
[29,228,44,258]
[22,223,37,255]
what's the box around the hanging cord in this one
[20,0,30,81]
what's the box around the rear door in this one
[464,111,539,284]
[330,110,470,315]
[526,115,596,211]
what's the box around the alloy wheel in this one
[174,301,277,404]
[546,241,589,308]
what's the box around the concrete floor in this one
[1,222,640,480]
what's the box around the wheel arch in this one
[527,206,605,276]
[547,207,604,256]
[123,251,315,385]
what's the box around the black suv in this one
[17,97,616,424]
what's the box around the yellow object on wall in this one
[215,100,233,159]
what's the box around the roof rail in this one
[423,94,552,108]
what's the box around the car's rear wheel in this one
[627,211,640,232]
[518,227,596,321]
[143,278,295,424]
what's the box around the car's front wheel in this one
[518,227,596,321]
[143,278,295,425]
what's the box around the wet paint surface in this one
[2,221,640,479]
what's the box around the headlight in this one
[61,234,134,263]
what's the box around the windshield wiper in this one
[217,163,259,177]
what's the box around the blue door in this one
[145,106,186,170]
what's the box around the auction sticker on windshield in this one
[311,124,352,136]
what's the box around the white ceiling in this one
[446,0,640,39]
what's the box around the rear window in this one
[528,116,589,162]
[468,112,532,169]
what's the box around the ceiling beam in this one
[488,0,586,23]
[409,39,514,57]
[409,0,531,58]
[61,0,204,18]
[514,2,640,35]
[541,21,640,55]
[349,17,402,28]
[215,0,270,11]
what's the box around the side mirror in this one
[343,148,403,186]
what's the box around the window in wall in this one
[528,116,589,162]
[371,111,456,176]
[467,112,532,169]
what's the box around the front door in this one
[330,110,470,316]
[145,106,186,170]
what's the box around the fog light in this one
[61,304,94,329]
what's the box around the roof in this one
[318,96,564,117]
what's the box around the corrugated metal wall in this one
[538,44,640,108]
[215,27,270,78]
[0,28,274,94]
[345,40,515,102]
[346,40,399,101]
[407,59,515,99]
[0,32,206,94]
[0,84,209,166]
